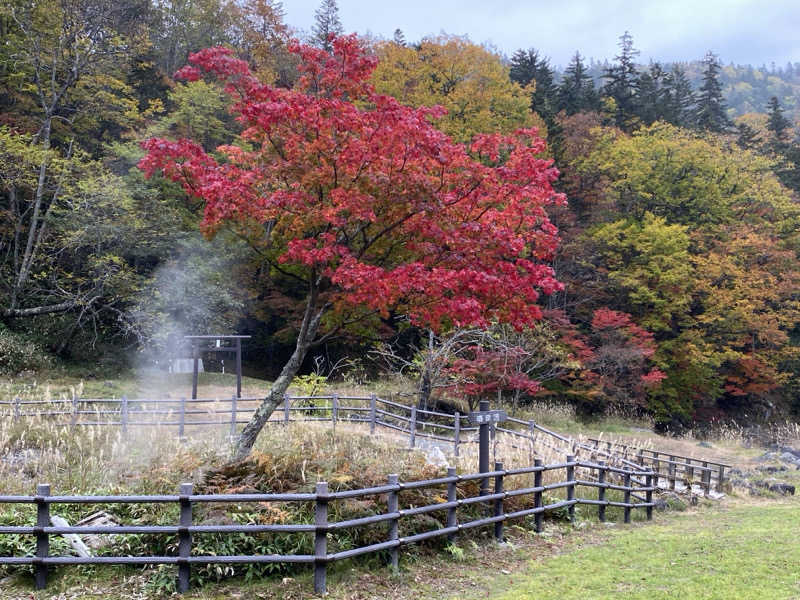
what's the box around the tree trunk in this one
[417,329,435,410]
[233,287,324,459]
[418,367,432,411]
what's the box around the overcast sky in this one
[283,0,800,68]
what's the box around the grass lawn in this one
[486,500,800,600]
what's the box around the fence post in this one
[369,394,377,434]
[716,465,725,493]
[71,393,78,428]
[528,420,535,463]
[178,397,186,440]
[686,459,695,485]
[479,400,490,497]
[177,482,193,593]
[409,406,417,448]
[229,395,238,439]
[35,483,50,590]
[493,461,504,543]
[121,396,129,435]
[387,474,399,570]
[280,393,288,425]
[702,462,711,497]
[652,452,660,488]
[623,472,632,524]
[637,449,644,468]
[597,461,607,522]
[446,467,458,543]
[453,412,460,457]
[314,481,329,595]
[13,397,20,422]
[645,473,653,521]
[332,394,338,434]
[566,455,575,522]
[533,458,543,533]
[669,455,676,490]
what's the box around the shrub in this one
[0,326,54,375]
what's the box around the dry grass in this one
[0,414,229,496]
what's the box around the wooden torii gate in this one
[184,335,251,399]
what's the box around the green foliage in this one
[290,373,329,396]
[158,80,233,150]
[584,123,797,230]
[0,325,54,374]
[588,214,693,333]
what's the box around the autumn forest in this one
[2,0,800,434]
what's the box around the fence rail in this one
[0,456,655,595]
[1,394,726,491]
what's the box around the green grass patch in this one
[489,501,800,600]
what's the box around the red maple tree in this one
[140,35,565,456]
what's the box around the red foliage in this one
[724,356,779,398]
[591,308,657,358]
[448,346,541,401]
[140,36,565,333]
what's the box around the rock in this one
[757,451,778,462]
[779,452,800,465]
[415,441,449,468]
[697,441,713,448]
[74,512,119,550]
[779,446,800,459]
[767,482,795,495]
[654,492,687,512]
[746,478,796,496]
[50,515,92,558]
[756,465,787,474]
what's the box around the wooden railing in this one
[585,437,729,494]
[0,394,724,491]
[0,456,655,595]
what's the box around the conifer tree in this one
[636,62,667,125]
[311,0,343,52]
[695,51,731,133]
[557,51,599,115]
[509,48,557,124]
[392,28,406,46]
[662,65,695,128]
[602,31,640,130]
[766,96,791,142]
[736,122,760,150]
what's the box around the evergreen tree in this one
[695,51,731,133]
[766,96,791,141]
[602,31,640,130]
[311,0,343,52]
[392,28,406,46]
[509,48,557,124]
[662,65,695,128]
[557,51,599,115]
[765,96,798,191]
[735,122,760,150]
[636,62,667,125]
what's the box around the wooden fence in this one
[585,437,730,494]
[0,394,728,493]
[0,456,655,595]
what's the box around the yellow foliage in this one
[371,35,535,142]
